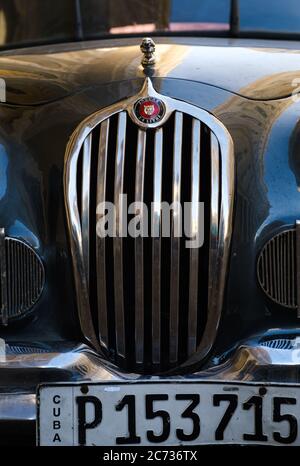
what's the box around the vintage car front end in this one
[0,34,300,446]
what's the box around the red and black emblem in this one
[134,97,165,124]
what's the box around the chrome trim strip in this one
[204,134,220,357]
[152,128,163,364]
[114,112,127,358]
[82,134,92,288]
[135,129,146,364]
[0,394,36,421]
[64,77,235,370]
[65,129,99,350]
[169,112,183,363]
[188,119,201,357]
[96,119,110,349]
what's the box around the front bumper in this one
[1,337,300,423]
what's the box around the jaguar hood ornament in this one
[140,37,156,68]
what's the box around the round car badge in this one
[134,97,166,124]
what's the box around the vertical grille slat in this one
[96,119,110,349]
[135,129,146,364]
[114,112,127,358]
[208,134,220,312]
[65,87,234,373]
[188,119,201,356]
[152,127,163,364]
[169,112,183,363]
[82,133,92,288]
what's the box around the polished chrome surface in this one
[0,394,36,422]
[114,112,127,358]
[152,127,163,364]
[188,119,201,357]
[140,37,156,68]
[3,336,300,422]
[64,78,234,373]
[65,119,100,351]
[257,227,297,310]
[182,132,222,368]
[207,134,220,340]
[0,235,44,324]
[82,134,92,288]
[135,130,146,364]
[96,120,110,349]
[169,112,183,363]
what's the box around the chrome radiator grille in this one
[65,81,234,373]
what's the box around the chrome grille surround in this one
[64,79,234,373]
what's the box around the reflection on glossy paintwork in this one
[289,118,300,189]
[0,38,300,104]
[207,83,300,354]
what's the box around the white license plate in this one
[37,381,300,446]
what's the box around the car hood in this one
[1,37,300,105]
